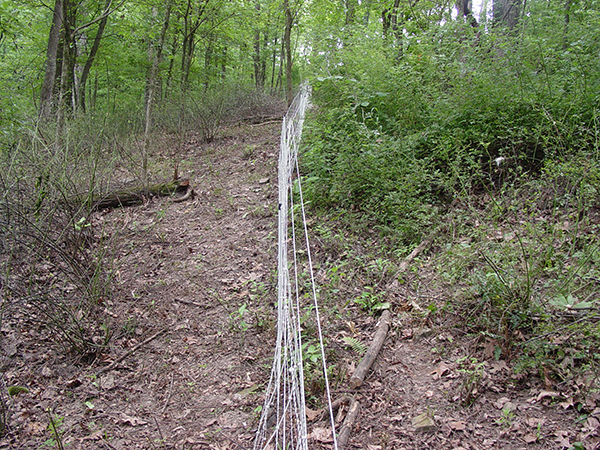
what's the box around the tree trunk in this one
[270,36,278,91]
[143,0,172,188]
[39,0,63,119]
[382,0,403,61]
[253,0,264,89]
[78,0,111,113]
[165,34,179,97]
[180,0,210,91]
[494,0,521,29]
[283,0,293,105]
[456,0,478,27]
[56,0,78,146]
[344,0,357,26]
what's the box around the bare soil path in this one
[2,121,594,449]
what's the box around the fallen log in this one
[74,179,192,210]
[348,309,391,389]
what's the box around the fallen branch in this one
[395,238,432,276]
[96,329,166,376]
[161,373,175,415]
[337,396,360,450]
[349,309,391,389]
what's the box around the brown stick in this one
[348,310,391,389]
[337,396,360,449]
[396,238,432,276]
[174,297,207,308]
[96,329,166,376]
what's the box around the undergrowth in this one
[300,14,600,396]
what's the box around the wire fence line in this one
[254,86,338,450]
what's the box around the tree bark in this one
[180,0,210,91]
[39,0,63,119]
[348,309,391,389]
[252,0,264,89]
[494,0,522,29]
[74,179,190,210]
[382,0,403,61]
[344,0,357,26]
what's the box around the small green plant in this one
[230,303,250,332]
[242,145,255,160]
[43,409,65,450]
[74,216,90,231]
[302,342,322,365]
[456,357,486,406]
[495,406,515,428]
[353,286,390,313]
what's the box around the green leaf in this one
[7,385,29,396]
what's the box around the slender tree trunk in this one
[165,34,179,97]
[204,32,215,88]
[56,0,79,146]
[456,0,478,27]
[382,0,403,61]
[64,0,78,113]
[270,36,278,91]
[91,72,98,110]
[39,0,63,119]
[283,0,293,105]
[143,0,172,188]
[78,0,111,113]
[344,0,357,26]
[253,0,263,89]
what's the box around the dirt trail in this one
[6,123,281,449]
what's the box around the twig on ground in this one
[101,439,118,450]
[349,309,391,389]
[154,416,165,443]
[174,298,207,308]
[96,329,166,376]
[161,373,175,415]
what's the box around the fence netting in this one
[253,86,338,450]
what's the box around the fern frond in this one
[342,336,367,354]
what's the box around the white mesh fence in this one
[254,86,338,450]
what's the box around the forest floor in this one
[2,119,596,450]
